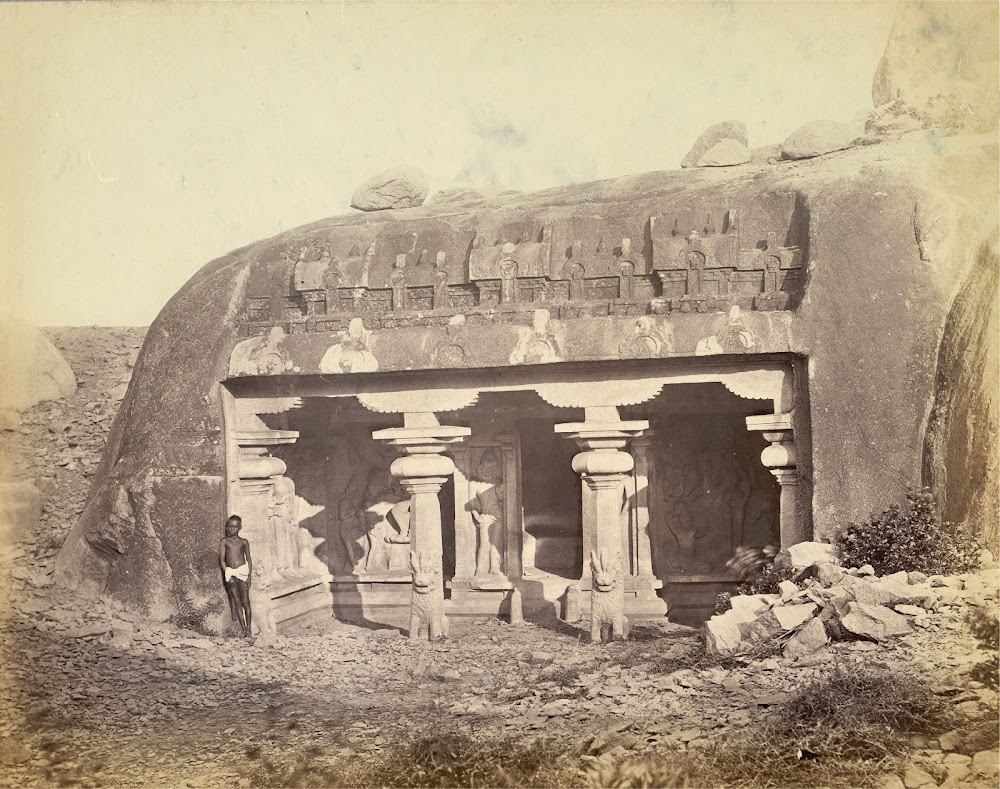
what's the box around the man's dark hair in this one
[226,515,242,528]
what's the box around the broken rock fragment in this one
[780,120,857,160]
[839,602,911,641]
[696,139,751,167]
[350,166,430,211]
[680,120,748,168]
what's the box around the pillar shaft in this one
[373,416,469,640]
[745,413,803,549]
[555,411,647,641]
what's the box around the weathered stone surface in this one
[902,765,936,789]
[872,2,999,134]
[840,602,911,641]
[696,139,751,167]
[350,166,429,211]
[52,133,998,621]
[779,541,838,570]
[815,562,845,585]
[0,322,77,412]
[971,749,999,778]
[922,238,999,545]
[680,120,748,168]
[0,481,41,548]
[771,603,817,631]
[780,120,857,160]
[749,143,781,163]
[783,616,828,660]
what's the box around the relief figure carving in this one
[468,450,505,578]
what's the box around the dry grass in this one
[585,659,953,789]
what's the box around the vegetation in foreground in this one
[242,660,957,789]
[587,660,955,789]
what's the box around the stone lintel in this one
[233,429,299,447]
[745,412,793,435]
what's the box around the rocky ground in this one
[0,328,996,789]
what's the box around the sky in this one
[0,1,898,327]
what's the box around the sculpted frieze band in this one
[236,200,807,336]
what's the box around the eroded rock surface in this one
[872,2,999,134]
[350,166,430,211]
[780,120,857,160]
[0,322,76,413]
[680,120,748,168]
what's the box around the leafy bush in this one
[836,489,983,576]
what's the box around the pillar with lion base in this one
[556,405,650,642]
[373,412,469,640]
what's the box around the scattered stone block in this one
[938,730,963,752]
[779,542,838,570]
[696,139,751,167]
[839,602,911,641]
[780,120,857,160]
[777,580,800,601]
[772,603,817,631]
[902,765,937,789]
[814,562,845,585]
[783,617,829,661]
[857,565,876,576]
[350,166,429,211]
[680,120,748,168]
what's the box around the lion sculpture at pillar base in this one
[590,548,629,643]
[409,551,449,641]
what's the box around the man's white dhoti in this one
[225,564,250,582]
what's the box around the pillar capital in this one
[373,416,470,458]
[554,418,648,453]
[746,412,795,469]
[745,411,804,548]
[372,413,467,641]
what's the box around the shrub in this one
[354,732,576,788]
[836,489,983,576]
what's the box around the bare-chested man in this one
[219,515,253,638]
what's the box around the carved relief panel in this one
[648,414,779,578]
[274,423,412,579]
[451,436,520,589]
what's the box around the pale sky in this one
[1,1,897,327]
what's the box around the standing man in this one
[219,515,253,638]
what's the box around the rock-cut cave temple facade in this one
[54,135,998,637]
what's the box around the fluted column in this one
[745,413,804,548]
[373,413,469,640]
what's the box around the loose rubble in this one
[1,333,997,788]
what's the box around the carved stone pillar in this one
[745,413,804,548]
[373,414,469,640]
[556,407,648,641]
